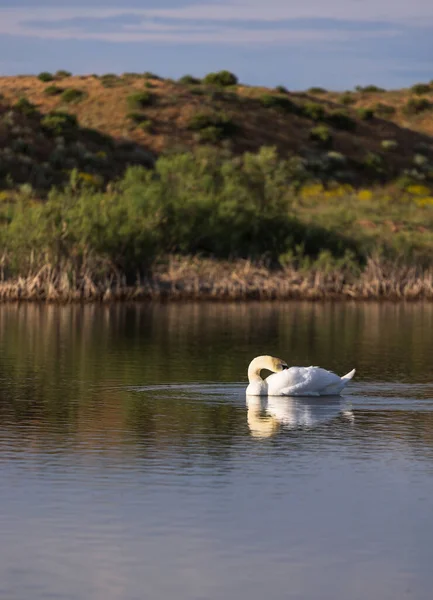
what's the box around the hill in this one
[0,70,433,301]
[1,71,433,195]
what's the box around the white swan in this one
[246,355,355,396]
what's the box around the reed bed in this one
[0,257,432,302]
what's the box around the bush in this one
[179,75,201,85]
[260,94,297,112]
[327,110,356,130]
[187,111,238,139]
[411,83,431,95]
[127,92,154,110]
[403,97,431,115]
[374,103,396,117]
[363,152,384,173]
[357,107,374,120]
[100,74,124,88]
[55,70,72,79]
[61,88,86,103]
[38,72,54,82]
[143,72,162,80]
[203,70,238,87]
[275,85,288,94]
[309,125,332,147]
[41,111,78,135]
[355,85,385,93]
[44,85,63,96]
[13,97,38,116]
[381,140,398,151]
[308,87,327,94]
[301,102,326,121]
[340,93,355,105]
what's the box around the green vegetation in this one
[308,87,327,94]
[309,125,332,147]
[61,88,86,103]
[55,70,72,79]
[187,111,238,140]
[44,85,63,96]
[203,70,238,87]
[403,97,431,115]
[179,75,201,85]
[38,72,54,82]
[411,83,431,95]
[340,93,356,105]
[357,107,374,120]
[326,110,356,131]
[381,140,398,151]
[127,92,154,109]
[1,146,433,299]
[356,85,386,93]
[260,94,297,112]
[302,102,326,121]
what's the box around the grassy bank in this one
[0,146,433,301]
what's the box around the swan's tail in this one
[341,368,356,382]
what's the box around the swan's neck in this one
[247,357,266,384]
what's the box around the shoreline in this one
[1,259,432,302]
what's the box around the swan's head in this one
[247,355,288,383]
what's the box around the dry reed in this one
[0,257,432,302]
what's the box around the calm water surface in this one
[1,302,433,600]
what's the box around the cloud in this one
[0,5,412,45]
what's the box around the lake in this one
[1,302,433,600]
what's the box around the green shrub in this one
[363,152,384,172]
[61,88,86,103]
[38,72,54,82]
[55,70,72,79]
[340,93,355,105]
[355,85,385,93]
[327,110,356,130]
[308,87,327,94]
[13,97,38,116]
[100,74,124,88]
[260,94,297,112]
[410,83,431,95]
[203,70,238,87]
[374,103,396,117]
[357,107,374,120]
[403,97,431,115]
[187,111,238,139]
[309,125,332,147]
[275,85,288,94]
[127,92,154,110]
[381,140,398,151]
[143,72,162,80]
[179,75,201,85]
[301,102,326,121]
[44,85,63,96]
[41,111,78,135]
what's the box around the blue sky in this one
[0,0,432,89]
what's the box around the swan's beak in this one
[282,364,289,370]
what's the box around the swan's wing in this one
[267,367,343,396]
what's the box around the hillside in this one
[1,71,433,195]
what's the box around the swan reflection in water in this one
[246,394,354,438]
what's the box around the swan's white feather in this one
[265,366,353,396]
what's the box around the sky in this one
[0,0,432,89]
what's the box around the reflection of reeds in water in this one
[0,257,433,301]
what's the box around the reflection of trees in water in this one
[0,302,433,464]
